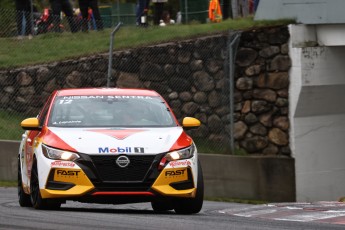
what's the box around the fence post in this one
[117,0,121,24]
[184,0,188,24]
[228,31,241,154]
[107,22,122,87]
[29,0,34,36]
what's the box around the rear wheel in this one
[174,160,204,214]
[18,158,32,207]
[30,159,61,210]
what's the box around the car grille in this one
[88,155,156,182]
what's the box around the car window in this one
[48,95,177,128]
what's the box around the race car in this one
[18,88,203,214]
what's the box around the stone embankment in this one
[0,26,291,155]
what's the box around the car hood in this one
[42,127,192,155]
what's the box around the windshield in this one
[48,95,176,128]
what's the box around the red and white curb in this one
[218,202,345,225]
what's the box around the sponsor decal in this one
[116,156,130,168]
[52,120,82,125]
[43,129,77,153]
[107,96,153,99]
[98,147,145,153]
[51,161,75,168]
[56,169,80,176]
[165,169,186,177]
[87,129,147,140]
[134,147,145,153]
[62,96,153,99]
[169,160,191,168]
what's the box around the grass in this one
[0,110,26,140]
[205,196,267,205]
[0,180,16,187]
[0,17,293,69]
[193,138,231,154]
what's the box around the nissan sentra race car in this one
[18,88,203,214]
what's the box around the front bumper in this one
[40,153,197,200]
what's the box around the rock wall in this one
[0,26,291,156]
[234,27,291,155]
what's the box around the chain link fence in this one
[0,8,114,37]
[0,1,213,37]
[0,7,291,156]
[0,7,238,155]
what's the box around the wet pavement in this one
[217,201,345,225]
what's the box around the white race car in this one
[18,88,203,214]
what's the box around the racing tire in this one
[151,199,174,213]
[173,160,204,214]
[30,159,61,210]
[18,158,32,207]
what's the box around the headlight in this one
[165,144,196,161]
[42,144,80,161]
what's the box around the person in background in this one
[15,0,33,38]
[175,11,181,24]
[238,0,249,17]
[159,11,175,26]
[254,0,260,12]
[77,0,103,31]
[152,0,167,26]
[136,0,150,26]
[49,0,78,33]
[209,0,222,23]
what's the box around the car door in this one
[23,94,54,183]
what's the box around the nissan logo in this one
[116,156,130,168]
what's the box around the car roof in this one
[56,88,161,97]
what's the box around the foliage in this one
[0,17,293,69]
[233,148,248,156]
[0,180,17,187]
[0,110,26,140]
[339,197,345,202]
[193,138,231,154]
[205,196,267,205]
[0,0,14,9]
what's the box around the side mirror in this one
[21,118,41,131]
[182,117,201,129]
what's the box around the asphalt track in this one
[1,187,345,230]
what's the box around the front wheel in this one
[174,160,204,214]
[151,199,174,213]
[30,159,61,210]
[18,158,32,207]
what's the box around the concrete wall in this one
[289,24,345,201]
[0,140,19,181]
[0,140,295,202]
[200,154,295,202]
[255,0,345,24]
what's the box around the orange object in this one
[209,0,223,22]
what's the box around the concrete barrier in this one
[199,154,295,202]
[0,140,295,202]
[0,140,19,182]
